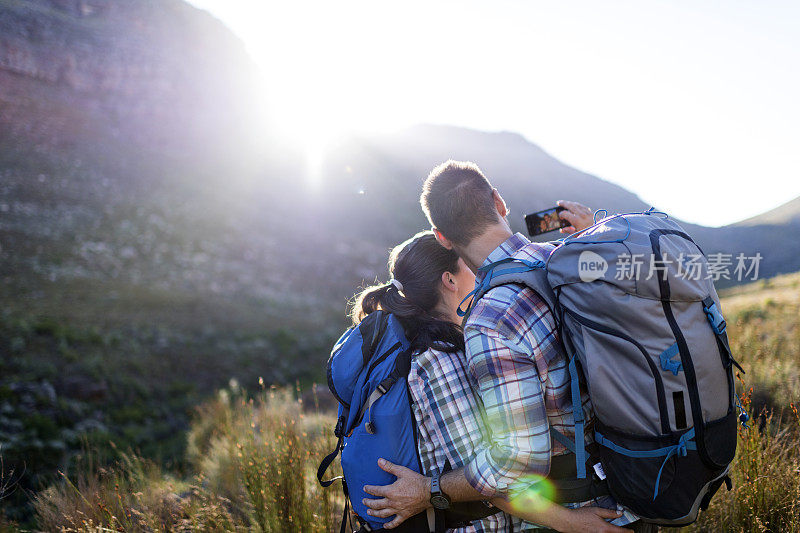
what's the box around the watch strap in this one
[431,472,442,495]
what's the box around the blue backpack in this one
[317,310,497,532]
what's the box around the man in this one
[363,161,647,532]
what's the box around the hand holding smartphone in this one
[525,206,570,236]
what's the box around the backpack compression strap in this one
[702,297,749,429]
[702,297,745,375]
[352,349,412,435]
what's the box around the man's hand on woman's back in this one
[362,459,431,529]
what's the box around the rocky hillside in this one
[0,0,259,152]
[0,0,303,520]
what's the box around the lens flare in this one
[507,474,557,514]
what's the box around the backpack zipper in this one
[564,308,671,435]
[364,341,403,382]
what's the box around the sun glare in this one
[230,0,420,190]
[189,0,800,224]
[191,0,537,146]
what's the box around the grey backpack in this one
[460,210,746,526]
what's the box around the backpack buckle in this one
[334,415,346,438]
[377,377,395,395]
[703,301,726,334]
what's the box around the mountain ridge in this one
[735,195,800,227]
[313,123,800,284]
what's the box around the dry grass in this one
[679,392,800,532]
[32,385,342,532]
[32,445,247,532]
[676,276,800,532]
[722,277,800,413]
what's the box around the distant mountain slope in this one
[3,1,795,323]
[0,0,259,154]
[311,125,800,282]
[736,196,800,226]
[312,124,650,247]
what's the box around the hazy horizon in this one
[186,0,799,227]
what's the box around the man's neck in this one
[458,225,514,273]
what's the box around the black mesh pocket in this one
[595,423,727,523]
[702,410,738,467]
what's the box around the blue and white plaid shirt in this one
[409,347,514,532]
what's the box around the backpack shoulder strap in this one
[359,310,391,367]
[458,258,555,325]
[488,260,557,312]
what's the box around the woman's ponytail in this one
[349,232,465,353]
[350,282,401,324]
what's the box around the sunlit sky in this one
[187,0,799,227]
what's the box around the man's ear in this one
[441,271,457,293]
[433,228,454,250]
[492,189,509,218]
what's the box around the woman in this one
[349,231,634,532]
[351,230,510,532]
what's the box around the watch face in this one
[430,494,450,510]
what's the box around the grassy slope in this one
[0,134,347,521]
[675,272,800,532]
[720,272,800,411]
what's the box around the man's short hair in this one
[420,160,499,246]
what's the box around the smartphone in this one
[525,206,569,236]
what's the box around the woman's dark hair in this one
[350,231,465,353]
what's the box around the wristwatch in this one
[429,472,451,510]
